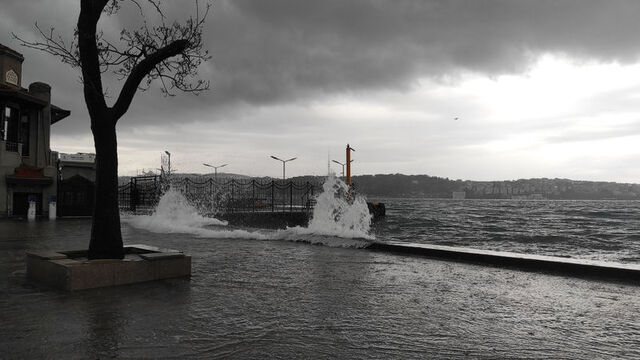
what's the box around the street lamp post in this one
[203,163,228,181]
[331,159,352,178]
[164,151,171,176]
[271,155,297,210]
[270,155,297,180]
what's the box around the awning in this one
[51,104,70,124]
[0,85,70,124]
[0,87,47,107]
[6,175,54,186]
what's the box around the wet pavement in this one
[2,219,640,359]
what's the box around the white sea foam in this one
[127,188,226,229]
[276,175,374,242]
[125,189,266,240]
[270,231,373,248]
[309,175,373,238]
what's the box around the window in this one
[4,106,19,142]
[2,106,8,141]
[20,114,29,156]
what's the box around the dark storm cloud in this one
[204,0,640,105]
[3,0,640,133]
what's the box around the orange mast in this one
[346,144,355,185]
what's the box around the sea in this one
[4,175,640,358]
[375,197,640,264]
[126,175,640,264]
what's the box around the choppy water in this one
[126,176,640,264]
[3,176,640,358]
[374,198,640,263]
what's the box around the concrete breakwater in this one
[367,241,640,283]
[221,201,385,228]
[220,212,310,228]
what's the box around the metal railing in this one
[118,175,321,215]
[5,141,20,153]
[118,176,162,213]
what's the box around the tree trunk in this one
[88,116,124,259]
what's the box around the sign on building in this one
[5,69,18,85]
[60,153,96,163]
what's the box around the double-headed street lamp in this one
[332,159,353,178]
[203,163,228,181]
[270,155,297,179]
[332,160,345,177]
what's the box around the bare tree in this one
[14,0,210,259]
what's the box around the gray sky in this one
[3,0,640,182]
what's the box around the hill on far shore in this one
[119,172,640,200]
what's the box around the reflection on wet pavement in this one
[1,219,640,358]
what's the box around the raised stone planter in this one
[26,244,191,291]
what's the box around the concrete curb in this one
[367,241,640,283]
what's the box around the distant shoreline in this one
[366,196,640,201]
[118,173,640,201]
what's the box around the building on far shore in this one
[0,43,70,217]
[452,191,466,200]
[57,153,96,217]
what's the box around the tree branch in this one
[111,39,189,120]
[12,23,80,68]
[15,0,211,124]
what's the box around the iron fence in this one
[118,175,162,213]
[118,175,320,215]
